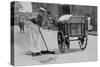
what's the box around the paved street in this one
[13,26,97,66]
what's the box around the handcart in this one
[57,15,88,53]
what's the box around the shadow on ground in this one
[23,48,82,56]
[53,48,82,55]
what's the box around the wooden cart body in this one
[57,15,88,53]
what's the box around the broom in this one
[37,25,55,54]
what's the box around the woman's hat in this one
[39,7,47,12]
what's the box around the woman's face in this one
[39,10,45,16]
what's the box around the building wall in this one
[32,3,97,31]
[71,5,97,31]
[32,2,60,19]
[12,2,97,31]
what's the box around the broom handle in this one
[37,26,49,51]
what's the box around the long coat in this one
[28,13,47,52]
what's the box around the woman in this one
[27,7,47,56]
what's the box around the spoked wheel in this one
[78,36,88,50]
[65,37,70,49]
[57,31,65,53]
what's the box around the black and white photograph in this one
[11,1,97,66]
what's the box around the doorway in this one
[61,5,70,14]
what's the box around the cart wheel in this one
[78,36,87,50]
[65,37,70,49]
[57,32,65,53]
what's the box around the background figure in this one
[87,14,92,32]
[47,11,54,29]
[19,18,25,34]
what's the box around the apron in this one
[29,23,46,52]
